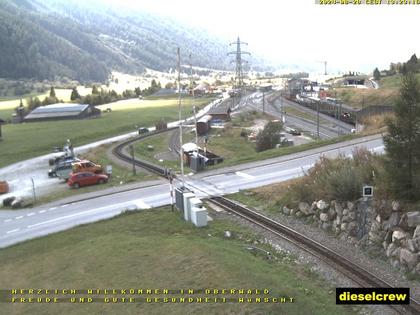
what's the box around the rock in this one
[370,221,381,233]
[298,202,314,215]
[316,200,328,211]
[415,262,420,275]
[383,212,400,231]
[398,214,409,230]
[384,231,393,243]
[392,201,401,212]
[392,229,408,243]
[347,201,355,212]
[282,206,290,215]
[407,238,420,252]
[391,259,400,269]
[334,202,343,216]
[333,216,341,227]
[375,215,382,223]
[320,213,329,222]
[224,231,232,238]
[321,222,332,230]
[348,211,356,221]
[382,241,389,251]
[340,223,348,231]
[342,209,349,216]
[347,222,357,236]
[328,208,336,220]
[386,243,399,257]
[369,231,383,244]
[295,211,303,218]
[290,209,296,216]
[406,211,420,228]
[400,248,419,270]
[413,225,420,239]
[367,206,376,218]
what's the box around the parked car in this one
[67,172,108,188]
[0,181,9,194]
[49,162,74,180]
[72,160,103,174]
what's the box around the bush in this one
[255,121,283,152]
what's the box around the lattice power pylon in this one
[228,37,250,92]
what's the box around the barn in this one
[208,102,231,121]
[24,103,101,122]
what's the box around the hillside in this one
[0,0,235,82]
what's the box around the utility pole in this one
[189,54,198,150]
[316,101,320,138]
[177,47,185,187]
[129,144,136,175]
[228,37,250,106]
[262,91,265,114]
[30,177,36,205]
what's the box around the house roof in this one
[25,103,90,120]
[208,102,231,116]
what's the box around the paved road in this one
[0,134,384,248]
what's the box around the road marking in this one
[4,219,12,223]
[132,199,151,209]
[39,210,46,214]
[27,213,35,217]
[6,229,20,234]
[49,207,57,210]
[15,216,24,220]
[235,171,255,180]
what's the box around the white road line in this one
[27,213,35,217]
[27,202,132,229]
[15,216,23,220]
[235,171,255,180]
[4,219,12,223]
[6,229,20,234]
[49,207,57,210]
[39,210,46,214]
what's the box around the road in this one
[0,134,384,248]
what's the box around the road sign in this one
[363,186,373,197]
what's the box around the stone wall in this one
[282,199,420,275]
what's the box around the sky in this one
[106,0,420,74]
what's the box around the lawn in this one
[0,96,215,168]
[0,207,356,315]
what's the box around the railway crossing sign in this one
[362,185,373,197]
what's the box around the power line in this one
[228,36,250,93]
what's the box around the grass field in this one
[0,207,356,315]
[0,96,214,168]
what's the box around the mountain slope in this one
[0,0,234,82]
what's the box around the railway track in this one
[112,128,176,177]
[208,196,420,315]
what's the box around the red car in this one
[67,172,108,188]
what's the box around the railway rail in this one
[208,196,420,315]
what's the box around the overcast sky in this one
[107,0,420,74]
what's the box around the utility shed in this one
[208,102,231,121]
[24,103,100,122]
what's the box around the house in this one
[24,103,101,122]
[208,102,231,121]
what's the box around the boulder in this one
[392,201,401,212]
[407,238,420,253]
[370,221,381,233]
[316,200,328,211]
[342,209,349,216]
[368,231,383,244]
[383,212,400,231]
[391,259,400,269]
[375,215,382,223]
[347,201,355,212]
[413,225,420,239]
[298,202,314,215]
[406,211,420,228]
[290,209,296,216]
[386,243,399,257]
[295,211,303,218]
[348,211,356,221]
[382,241,389,251]
[328,208,337,220]
[333,216,342,227]
[384,231,393,243]
[320,213,329,222]
[400,248,419,270]
[415,262,420,275]
[392,229,408,243]
[321,222,332,230]
[282,206,290,215]
[347,222,357,236]
[335,202,343,216]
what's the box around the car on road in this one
[67,172,108,188]
[0,181,9,194]
[138,127,149,135]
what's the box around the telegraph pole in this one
[228,37,250,105]
[129,144,136,175]
[177,48,185,187]
[189,54,198,150]
[317,101,320,138]
[262,91,265,113]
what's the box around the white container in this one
[182,192,196,221]
[191,206,208,227]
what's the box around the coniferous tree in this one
[70,87,81,101]
[373,67,380,81]
[384,72,420,200]
[49,86,56,98]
